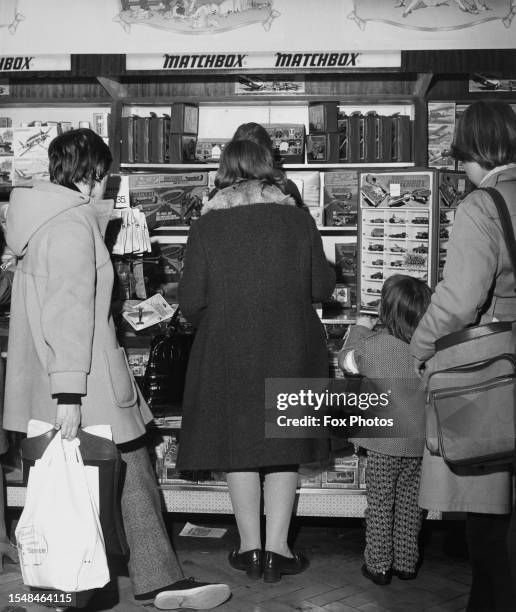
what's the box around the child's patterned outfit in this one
[339,325,426,574]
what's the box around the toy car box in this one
[129,172,209,229]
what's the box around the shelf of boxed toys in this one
[120,163,416,170]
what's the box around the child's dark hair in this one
[48,128,112,191]
[451,100,516,170]
[378,274,432,344]
[215,139,281,190]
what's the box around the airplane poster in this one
[13,125,58,159]
[349,0,516,32]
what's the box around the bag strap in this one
[478,187,516,291]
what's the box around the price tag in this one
[390,183,401,197]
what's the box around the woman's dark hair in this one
[233,122,275,152]
[48,128,112,190]
[378,274,432,344]
[451,100,516,170]
[231,122,306,207]
[215,139,281,190]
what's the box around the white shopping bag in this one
[15,432,110,592]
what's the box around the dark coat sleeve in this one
[309,216,336,302]
[178,221,208,328]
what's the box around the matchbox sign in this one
[126,51,401,71]
[0,55,71,72]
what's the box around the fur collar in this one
[202,180,295,215]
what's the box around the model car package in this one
[338,127,350,163]
[348,112,365,163]
[322,454,359,489]
[437,170,474,281]
[263,123,305,164]
[169,134,197,163]
[358,169,438,314]
[379,115,394,162]
[392,114,412,163]
[129,172,209,229]
[170,103,199,135]
[285,170,320,208]
[134,116,150,164]
[308,101,338,133]
[322,170,358,226]
[121,116,135,163]
[195,138,229,162]
[149,114,171,163]
[364,112,380,163]
[306,133,339,164]
[428,102,456,169]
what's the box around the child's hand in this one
[356,315,377,329]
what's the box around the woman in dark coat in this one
[178,139,335,582]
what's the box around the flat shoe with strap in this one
[228,548,263,579]
[263,550,309,583]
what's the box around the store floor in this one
[0,516,471,612]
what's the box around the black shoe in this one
[263,550,309,583]
[135,578,231,610]
[228,548,263,579]
[361,564,392,586]
[392,568,417,580]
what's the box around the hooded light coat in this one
[3,182,152,445]
[177,180,335,470]
[410,164,516,514]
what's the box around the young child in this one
[338,274,431,585]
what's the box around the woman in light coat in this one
[410,100,516,612]
[3,129,230,610]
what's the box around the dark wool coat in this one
[177,180,335,470]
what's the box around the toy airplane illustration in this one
[18,127,53,157]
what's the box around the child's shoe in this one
[361,563,392,585]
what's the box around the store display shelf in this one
[320,226,357,233]
[151,226,357,235]
[120,163,415,170]
[159,485,368,517]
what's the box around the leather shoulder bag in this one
[425,187,516,467]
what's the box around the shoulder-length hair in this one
[451,100,516,170]
[231,121,288,192]
[215,139,281,190]
[48,128,112,191]
[378,274,432,344]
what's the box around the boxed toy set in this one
[129,172,209,229]
[263,123,305,164]
[437,170,474,281]
[322,170,359,226]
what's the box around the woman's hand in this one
[414,358,426,379]
[55,404,81,440]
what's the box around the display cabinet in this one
[2,50,514,517]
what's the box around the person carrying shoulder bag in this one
[410,100,516,612]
